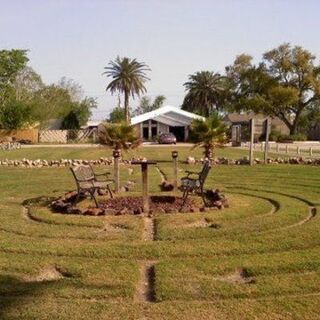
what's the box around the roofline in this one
[130,105,205,125]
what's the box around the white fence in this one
[242,142,320,157]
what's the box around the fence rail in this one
[242,142,320,157]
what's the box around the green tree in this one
[0,49,29,105]
[98,122,141,151]
[108,107,126,123]
[103,56,150,123]
[190,113,227,161]
[182,71,228,117]
[0,98,31,130]
[133,95,166,116]
[227,44,320,135]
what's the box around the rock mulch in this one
[1,155,320,168]
[186,156,320,165]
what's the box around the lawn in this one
[0,146,320,319]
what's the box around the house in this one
[224,112,290,145]
[130,105,205,142]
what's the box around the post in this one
[113,149,121,192]
[172,150,178,191]
[142,163,149,213]
[286,145,289,154]
[249,119,255,166]
[297,146,300,155]
[310,147,313,157]
[276,143,280,153]
[264,118,270,164]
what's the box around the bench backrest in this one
[199,161,211,185]
[70,165,94,183]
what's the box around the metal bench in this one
[180,161,212,210]
[70,165,114,207]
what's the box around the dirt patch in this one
[143,217,156,241]
[101,196,196,214]
[183,218,220,229]
[24,266,71,282]
[135,261,157,302]
[218,268,256,284]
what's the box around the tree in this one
[0,49,29,106]
[182,71,228,117]
[108,107,126,123]
[190,113,227,161]
[227,44,320,135]
[133,95,166,116]
[99,122,141,151]
[103,56,150,123]
[0,98,31,130]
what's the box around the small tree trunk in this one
[124,91,130,123]
[204,145,213,162]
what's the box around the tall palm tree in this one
[182,71,227,117]
[103,57,150,123]
[190,113,227,161]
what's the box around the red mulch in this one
[100,195,196,213]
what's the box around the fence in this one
[243,142,320,158]
[0,129,39,143]
[39,128,98,144]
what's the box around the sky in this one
[1,0,320,120]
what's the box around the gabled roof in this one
[131,105,205,126]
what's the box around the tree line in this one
[105,43,320,136]
[0,50,97,130]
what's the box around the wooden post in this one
[297,146,300,155]
[113,149,121,192]
[142,163,149,213]
[264,118,270,164]
[286,145,289,154]
[172,150,178,191]
[249,119,255,166]
[310,147,313,157]
[276,144,280,153]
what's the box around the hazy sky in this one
[1,0,320,120]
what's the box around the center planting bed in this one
[101,195,198,215]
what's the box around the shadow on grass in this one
[0,274,61,319]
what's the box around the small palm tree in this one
[190,113,227,161]
[99,121,141,151]
[99,122,141,192]
[103,57,150,123]
[182,71,227,117]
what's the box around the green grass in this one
[0,146,320,319]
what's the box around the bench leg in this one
[107,184,114,198]
[180,189,189,212]
[89,189,99,208]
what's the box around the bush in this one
[0,99,31,130]
[276,133,307,142]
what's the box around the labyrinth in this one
[0,147,320,319]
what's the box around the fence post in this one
[264,119,270,164]
[297,146,300,155]
[310,147,313,157]
[249,119,255,166]
[276,144,280,153]
[286,145,289,154]
[113,149,121,193]
[172,151,178,191]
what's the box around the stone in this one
[190,206,200,213]
[186,156,196,164]
[104,208,117,215]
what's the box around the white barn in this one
[130,105,205,142]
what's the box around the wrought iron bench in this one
[180,160,212,210]
[70,165,114,207]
